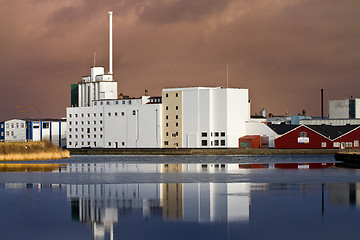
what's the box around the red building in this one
[269,124,360,149]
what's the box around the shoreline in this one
[68,148,352,156]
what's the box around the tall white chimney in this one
[108,11,113,75]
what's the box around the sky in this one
[1,0,360,120]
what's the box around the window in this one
[81,128,84,131]
[176,115,178,119]
[16,123,19,128]
[93,128,96,131]
[121,112,125,116]
[175,123,178,127]
[115,112,118,116]
[176,132,178,136]
[6,123,9,128]
[87,121,90,124]
[116,101,119,105]
[221,140,226,146]
[133,110,136,115]
[93,121,96,124]
[122,142,125,146]
[354,140,359,147]
[166,123,168,127]
[69,114,72,118]
[164,141,169,146]
[101,102,103,105]
[75,114,78,117]
[166,115,168,120]
[69,121,72,125]
[299,131,307,137]
[75,128,78,132]
[349,142,353,147]
[201,140,207,146]
[122,100,125,104]
[321,142,326,148]
[69,135,72,138]
[87,128,90,133]
[166,132,169,136]
[166,93,168,97]
[100,113,103,117]
[94,113,96,117]
[81,114,84,117]
[221,132,225,137]
[94,135,96,138]
[43,123,49,129]
[87,113,90,117]
[176,93,178,97]
[94,102,97,106]
[100,121,102,124]
[107,101,110,105]
[214,140,219,146]
[75,135,78,139]
[100,128,103,131]
[108,142,111,146]
[81,135,84,138]
[100,135,103,138]
[214,132,219,137]
[108,113,111,116]
[21,123,24,128]
[69,142,72,145]
[6,131,9,136]
[175,106,178,110]
[202,132,207,137]
[87,142,91,146]
[166,106,168,110]
[11,123,14,128]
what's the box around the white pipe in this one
[108,11,113,75]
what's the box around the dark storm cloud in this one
[137,0,231,24]
[1,0,360,120]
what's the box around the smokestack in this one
[321,88,324,119]
[108,11,113,75]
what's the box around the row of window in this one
[165,122,179,127]
[202,139,226,146]
[69,113,102,118]
[165,115,179,120]
[165,92,179,98]
[165,132,179,137]
[68,127,103,133]
[4,123,25,129]
[68,141,126,147]
[94,100,134,106]
[202,132,226,137]
[165,106,179,110]
[69,111,135,119]
[69,134,103,139]
[69,120,103,126]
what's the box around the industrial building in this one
[270,124,360,149]
[0,119,66,147]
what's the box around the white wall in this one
[329,100,349,119]
[245,121,276,148]
[4,119,26,142]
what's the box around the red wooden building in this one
[269,124,360,149]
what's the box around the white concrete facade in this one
[162,87,250,148]
[329,98,360,119]
[67,98,162,148]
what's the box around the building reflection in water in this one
[66,163,251,239]
[329,183,360,208]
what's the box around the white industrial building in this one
[0,118,66,147]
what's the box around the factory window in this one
[214,132,219,137]
[87,128,90,133]
[87,121,90,124]
[299,131,307,137]
[81,128,84,131]
[69,135,72,138]
[100,128,103,131]
[175,123,178,127]
[75,128,78,132]
[201,140,207,146]
[69,121,72,125]
[129,100,132,105]
[166,123,168,127]
[115,112,118,116]
[166,132,169,136]
[11,123,14,128]
[166,93,168,97]
[43,123,49,129]
[321,142,326,148]
[93,128,96,131]
[94,113,96,117]
[166,115,168,120]
[176,93,178,97]
[121,112,125,116]
[202,132,207,137]
[6,123,9,128]
[94,135,96,138]
[81,114,84,117]
[122,101,125,104]
[87,135,90,139]
[176,106,178,110]
[75,135,78,139]
[107,101,110,105]
[221,140,226,146]
[87,113,90,117]
[21,123,24,128]
[221,132,225,137]
[69,114,72,118]
[166,106,168,110]
[81,135,84,138]
[214,140,219,146]
[87,142,90,146]
[176,115,178,119]
[100,113,103,117]
[75,121,78,125]
[94,102,97,106]
[108,113,111,117]
[75,114,78,117]
[81,142,84,146]
[100,121,103,124]
[116,101,119,105]
[93,121,96,124]
[176,132,178,136]
[164,141,169,146]
[69,142,72,146]
[100,135,103,138]
[354,140,359,147]
[122,142,125,146]
[16,123,19,128]
[108,142,111,146]
[6,131,9,136]
[133,110,136,115]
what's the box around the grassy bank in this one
[68,148,345,156]
[0,141,70,161]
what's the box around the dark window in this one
[221,140,226,146]
[202,140,207,146]
[133,110,136,115]
[164,141,169,146]
[87,128,90,133]
[300,131,307,137]
[214,132,219,137]
[214,140,219,146]
[202,132,207,137]
[221,132,225,137]
[43,123,49,129]
[166,93,168,97]
[176,93,178,97]
[176,106,178,110]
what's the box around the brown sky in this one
[1,0,360,120]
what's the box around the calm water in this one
[1,155,360,240]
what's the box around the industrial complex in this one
[2,11,360,150]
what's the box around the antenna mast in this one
[226,64,229,88]
[93,52,96,67]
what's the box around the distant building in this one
[1,119,66,147]
[329,98,360,119]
